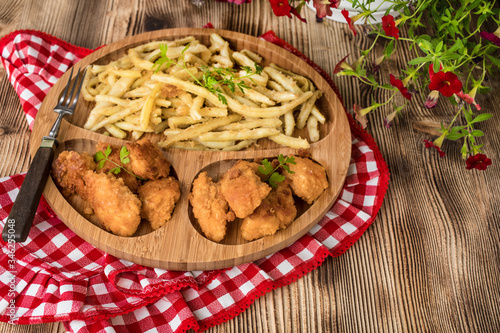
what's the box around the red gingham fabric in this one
[0,30,389,332]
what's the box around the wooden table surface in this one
[1,1,499,332]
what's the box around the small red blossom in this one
[341,9,357,36]
[290,6,306,23]
[428,71,462,97]
[202,22,214,29]
[334,54,351,74]
[313,0,340,19]
[424,139,445,157]
[390,74,412,101]
[466,154,492,170]
[269,0,292,17]
[480,31,500,47]
[382,15,399,40]
[456,91,481,110]
[353,103,368,129]
[425,90,440,109]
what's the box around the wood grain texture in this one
[0,0,499,332]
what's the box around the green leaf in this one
[181,43,190,55]
[109,167,121,175]
[384,40,394,58]
[471,113,492,123]
[268,173,285,188]
[120,146,129,163]
[104,145,112,157]
[408,57,430,65]
[487,54,500,68]
[448,39,463,53]
[471,130,484,137]
[258,158,273,176]
[435,41,443,53]
[446,133,464,140]
[95,151,105,162]
[97,159,105,170]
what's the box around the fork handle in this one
[2,139,56,243]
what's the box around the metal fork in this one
[2,67,87,242]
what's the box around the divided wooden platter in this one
[30,28,351,271]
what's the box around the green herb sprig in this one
[95,145,144,180]
[258,154,296,188]
[152,44,263,105]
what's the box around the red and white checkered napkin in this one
[0,30,389,332]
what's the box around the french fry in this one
[159,114,242,147]
[297,90,322,129]
[268,133,310,149]
[217,118,282,131]
[151,73,226,108]
[225,91,313,118]
[307,115,320,142]
[140,83,162,130]
[222,140,256,151]
[198,128,280,142]
[311,105,326,124]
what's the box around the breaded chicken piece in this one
[83,171,142,237]
[52,151,95,199]
[220,160,271,219]
[189,172,235,242]
[284,156,329,204]
[96,142,141,193]
[241,180,297,241]
[138,177,181,230]
[125,138,170,180]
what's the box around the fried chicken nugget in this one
[52,151,95,199]
[189,172,235,242]
[220,160,271,219]
[84,171,142,237]
[284,156,329,204]
[138,177,181,230]
[125,138,170,180]
[241,180,297,241]
[96,141,141,193]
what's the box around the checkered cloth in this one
[0,30,389,332]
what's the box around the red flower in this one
[428,71,462,97]
[313,0,340,19]
[480,31,500,47]
[269,0,292,17]
[382,15,399,40]
[424,139,445,157]
[390,74,412,101]
[466,154,492,170]
[203,22,214,29]
[341,9,357,36]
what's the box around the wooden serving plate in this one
[30,28,351,271]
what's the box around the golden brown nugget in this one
[189,172,235,242]
[125,138,171,180]
[241,180,296,241]
[52,151,96,199]
[284,156,328,204]
[84,171,142,237]
[138,177,181,230]
[95,141,141,193]
[220,160,271,219]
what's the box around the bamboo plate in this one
[30,28,351,271]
